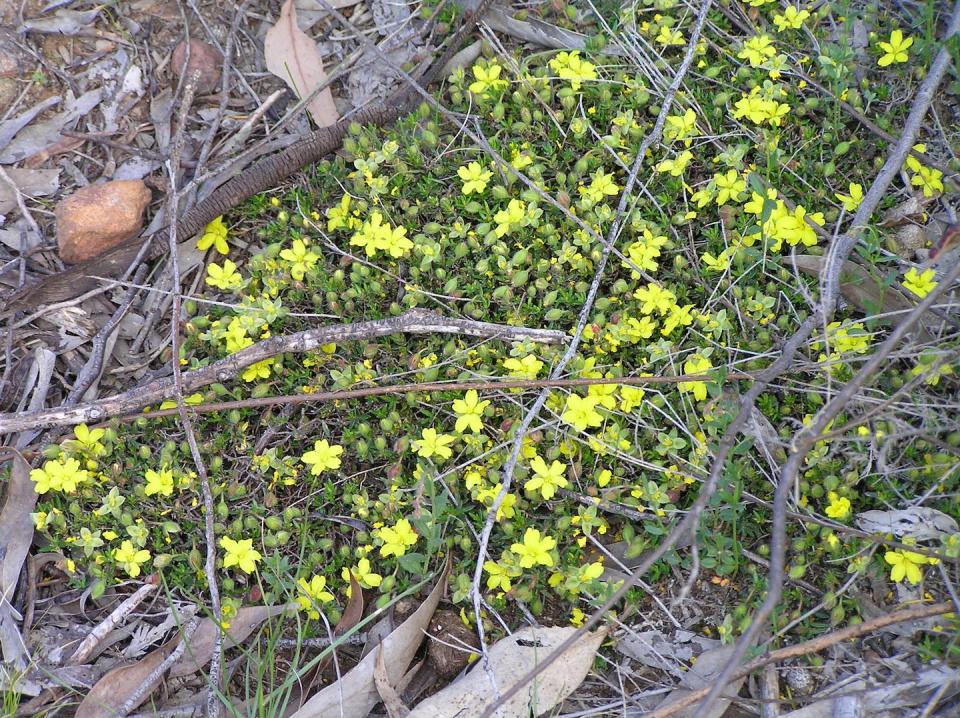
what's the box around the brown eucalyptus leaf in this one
[264,0,339,128]
[74,636,179,718]
[408,625,606,718]
[790,255,916,324]
[290,561,450,718]
[169,603,293,678]
[655,646,747,718]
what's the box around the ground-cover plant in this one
[25,0,960,690]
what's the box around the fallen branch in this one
[0,310,567,435]
[649,601,954,718]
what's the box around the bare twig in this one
[115,618,202,718]
[0,310,568,435]
[69,583,158,665]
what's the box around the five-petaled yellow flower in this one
[525,455,569,500]
[375,518,419,558]
[834,182,863,212]
[902,268,937,299]
[876,29,913,66]
[511,528,557,568]
[144,467,175,497]
[457,162,493,195]
[205,259,243,291]
[197,216,229,254]
[297,575,335,619]
[452,390,490,433]
[301,439,344,474]
[824,491,851,520]
[562,394,604,431]
[884,548,937,585]
[413,428,455,460]
[114,541,151,578]
[279,239,320,281]
[220,536,262,573]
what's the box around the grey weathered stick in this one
[0,310,566,435]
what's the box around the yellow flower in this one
[877,29,913,67]
[493,199,528,238]
[910,165,944,197]
[884,548,936,585]
[343,558,383,589]
[413,428,455,460]
[503,354,544,379]
[114,541,151,578]
[824,491,851,520]
[578,168,620,205]
[548,51,597,91]
[738,35,777,66]
[664,108,697,145]
[525,455,569,500]
[562,394,604,431]
[205,259,243,290]
[457,162,493,195]
[679,353,712,402]
[484,555,521,592]
[511,528,557,568]
[773,6,810,32]
[296,576,334,619]
[220,537,262,574]
[375,518,419,558]
[30,458,89,494]
[619,385,646,413]
[241,358,275,383]
[655,25,685,47]
[633,283,676,315]
[452,390,490,433]
[902,268,937,299]
[279,239,320,281]
[469,61,507,96]
[655,150,693,176]
[197,216,229,254]
[67,423,107,457]
[144,467,174,497]
[301,439,344,474]
[713,170,746,205]
[834,182,863,212]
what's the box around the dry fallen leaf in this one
[654,646,747,718]
[856,507,958,542]
[74,636,179,718]
[789,255,923,329]
[408,625,606,718]
[0,167,61,215]
[264,0,339,128]
[290,561,450,718]
[169,603,293,678]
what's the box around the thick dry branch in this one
[0,310,566,435]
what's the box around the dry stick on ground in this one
[692,6,960,714]
[474,0,716,712]
[649,601,954,718]
[481,3,960,716]
[0,310,567,435]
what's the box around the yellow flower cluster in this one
[742,189,824,250]
[349,211,413,258]
[732,87,790,127]
[547,51,597,91]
